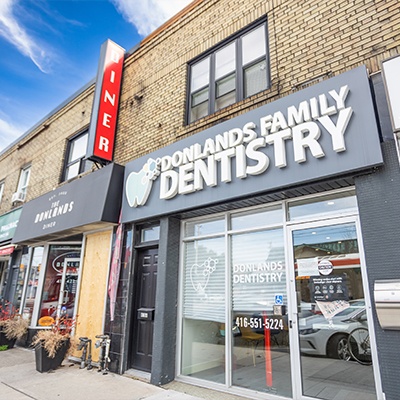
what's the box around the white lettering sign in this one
[126,85,354,208]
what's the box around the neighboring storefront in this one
[12,163,124,347]
[115,66,390,400]
[0,208,23,307]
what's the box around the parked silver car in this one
[299,300,366,360]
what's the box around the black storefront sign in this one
[13,163,124,245]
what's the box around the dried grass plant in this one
[32,316,77,358]
[0,301,29,340]
[0,316,29,340]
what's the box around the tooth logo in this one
[190,257,218,299]
[126,158,161,207]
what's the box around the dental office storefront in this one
[121,67,387,400]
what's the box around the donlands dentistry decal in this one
[122,66,383,223]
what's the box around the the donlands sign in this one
[122,66,383,223]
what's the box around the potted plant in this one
[32,315,77,372]
[0,301,29,350]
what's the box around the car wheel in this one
[327,334,351,360]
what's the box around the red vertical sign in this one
[88,40,125,163]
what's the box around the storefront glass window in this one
[293,222,376,399]
[288,191,357,222]
[22,247,43,324]
[180,191,380,399]
[230,206,282,230]
[181,237,226,384]
[185,217,225,237]
[231,228,291,396]
[10,249,29,310]
[37,244,81,325]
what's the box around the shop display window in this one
[37,244,81,326]
[179,191,379,399]
[21,246,43,324]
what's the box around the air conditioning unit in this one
[11,191,26,203]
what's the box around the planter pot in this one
[0,329,16,349]
[35,339,70,373]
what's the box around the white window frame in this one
[0,181,4,204]
[17,165,31,197]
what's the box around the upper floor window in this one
[188,20,269,124]
[63,131,92,181]
[0,181,4,204]
[17,166,31,198]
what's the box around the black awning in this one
[13,163,124,245]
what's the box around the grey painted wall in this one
[355,141,400,400]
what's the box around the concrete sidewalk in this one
[0,347,246,400]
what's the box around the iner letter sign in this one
[87,40,125,163]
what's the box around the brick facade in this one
[114,0,400,166]
[0,85,94,216]
[1,0,399,398]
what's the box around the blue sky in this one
[0,0,192,152]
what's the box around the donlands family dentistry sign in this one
[122,66,383,223]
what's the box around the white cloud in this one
[111,0,193,36]
[0,0,51,72]
[0,117,24,152]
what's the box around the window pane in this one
[82,159,93,174]
[66,161,80,180]
[22,247,43,324]
[191,57,210,92]
[216,73,236,110]
[215,91,236,111]
[231,207,282,230]
[181,237,226,384]
[38,245,81,325]
[231,228,291,395]
[141,226,160,242]
[244,60,267,97]
[231,229,285,311]
[288,192,358,221]
[242,25,266,65]
[215,42,235,79]
[216,73,235,97]
[185,217,225,237]
[69,134,88,162]
[190,101,209,122]
[192,87,209,107]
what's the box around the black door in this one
[130,247,158,371]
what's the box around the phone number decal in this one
[235,316,284,330]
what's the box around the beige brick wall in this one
[114,0,400,165]
[0,86,94,216]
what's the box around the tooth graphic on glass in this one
[126,158,161,207]
[190,257,218,294]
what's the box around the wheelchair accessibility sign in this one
[275,294,283,305]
